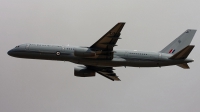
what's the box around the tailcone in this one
[185,58,194,63]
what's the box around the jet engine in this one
[74,66,95,77]
[74,47,96,57]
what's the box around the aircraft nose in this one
[7,49,14,56]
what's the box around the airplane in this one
[7,22,196,81]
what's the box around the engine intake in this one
[74,47,96,57]
[74,66,95,77]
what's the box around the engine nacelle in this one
[74,47,96,57]
[74,66,95,77]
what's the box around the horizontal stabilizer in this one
[169,45,194,59]
[177,63,190,69]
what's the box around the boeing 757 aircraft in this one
[8,23,196,81]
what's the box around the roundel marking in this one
[56,51,60,56]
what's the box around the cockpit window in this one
[15,46,19,48]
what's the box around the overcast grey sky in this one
[1,0,200,112]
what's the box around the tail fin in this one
[160,29,196,54]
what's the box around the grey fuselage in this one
[7,43,193,67]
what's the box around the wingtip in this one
[118,22,126,24]
[186,29,197,32]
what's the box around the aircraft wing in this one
[87,66,120,81]
[86,23,125,81]
[90,22,125,51]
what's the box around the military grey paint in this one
[7,23,196,81]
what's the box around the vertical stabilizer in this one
[160,29,196,54]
